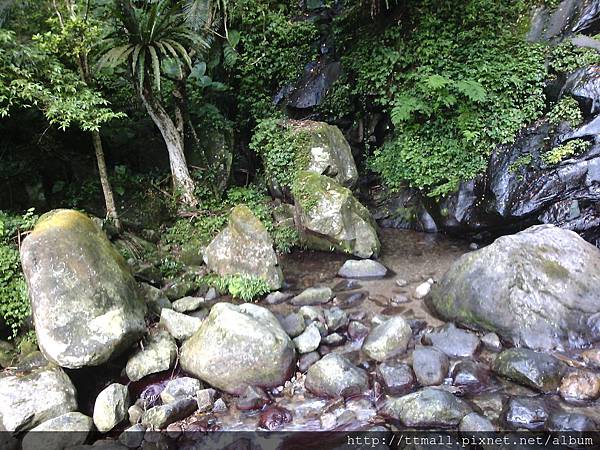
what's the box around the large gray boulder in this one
[180,303,296,394]
[0,354,78,432]
[427,225,600,351]
[294,171,380,258]
[203,205,283,290]
[20,210,146,368]
[21,412,93,450]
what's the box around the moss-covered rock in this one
[293,171,380,258]
[203,205,283,290]
[20,209,146,369]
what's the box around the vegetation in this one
[203,273,271,301]
[543,139,590,165]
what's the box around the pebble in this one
[414,279,433,299]
[293,323,322,354]
[559,370,600,401]
[412,347,449,386]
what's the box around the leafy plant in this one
[547,97,583,127]
[203,273,270,301]
[543,139,590,165]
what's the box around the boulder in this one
[125,330,177,382]
[203,205,283,290]
[425,323,481,358]
[492,348,565,393]
[380,388,471,428]
[159,309,202,341]
[20,210,146,368]
[294,172,380,258]
[93,383,130,433]
[290,286,332,306]
[21,412,93,450]
[362,316,412,362]
[293,322,322,354]
[427,225,600,351]
[504,396,549,430]
[180,303,296,394]
[0,355,77,432]
[141,397,197,429]
[305,353,368,398]
[376,361,416,395]
[337,259,387,278]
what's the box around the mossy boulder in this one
[293,171,380,258]
[179,302,296,394]
[20,209,146,368]
[203,205,283,290]
[427,224,600,351]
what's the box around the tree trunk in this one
[91,130,121,230]
[139,87,198,207]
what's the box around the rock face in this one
[427,225,600,350]
[305,353,368,398]
[0,355,78,432]
[294,171,380,258]
[180,303,296,394]
[20,209,146,368]
[203,205,283,290]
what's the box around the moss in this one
[541,259,569,279]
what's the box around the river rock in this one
[426,323,481,358]
[0,356,77,432]
[294,171,380,258]
[118,424,146,448]
[305,353,368,398]
[196,388,216,413]
[380,387,471,427]
[298,351,320,372]
[414,280,433,299]
[412,347,449,386]
[21,412,93,450]
[427,225,600,351]
[236,386,270,411]
[504,396,549,430]
[459,412,495,432]
[141,397,197,429]
[290,286,332,306]
[279,312,305,338]
[203,205,283,290]
[172,296,205,313]
[265,291,293,305]
[160,377,204,404]
[20,209,146,368]
[293,322,321,354]
[337,259,387,278]
[93,383,130,433]
[492,348,564,393]
[159,308,202,341]
[481,332,503,352]
[348,321,370,340]
[559,370,600,401]
[324,307,348,331]
[125,330,177,382]
[451,360,491,393]
[362,316,412,362]
[376,361,416,395]
[180,303,295,394]
[548,411,597,432]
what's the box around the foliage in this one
[542,139,590,165]
[549,40,600,75]
[202,273,270,301]
[0,209,38,338]
[547,97,583,127]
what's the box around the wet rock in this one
[428,225,600,351]
[412,347,449,386]
[141,397,197,429]
[258,405,292,430]
[280,312,306,338]
[159,308,202,341]
[425,323,481,358]
[414,280,433,299]
[236,386,270,411]
[391,294,410,305]
[459,412,495,432]
[93,383,130,433]
[0,356,77,432]
[582,348,600,368]
[324,307,348,332]
[322,333,345,346]
[547,411,597,432]
[559,370,600,401]
[205,287,218,301]
[196,388,216,413]
[337,259,387,278]
[294,171,380,258]
[125,330,177,382]
[118,423,146,448]
[362,316,412,362]
[451,360,491,393]
[290,286,332,306]
[332,279,362,291]
[21,412,93,450]
[213,398,228,413]
[140,283,171,316]
[376,361,416,395]
[293,322,322,354]
[298,351,321,372]
[481,332,503,352]
[180,303,296,394]
[335,291,368,309]
[171,296,205,313]
[20,210,146,368]
[305,353,368,398]
[160,377,204,404]
[492,348,564,393]
[348,321,369,340]
[265,291,293,305]
[380,387,471,428]
[203,205,283,290]
[504,396,549,430]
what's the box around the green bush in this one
[547,97,583,127]
[543,139,590,165]
[203,274,271,302]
